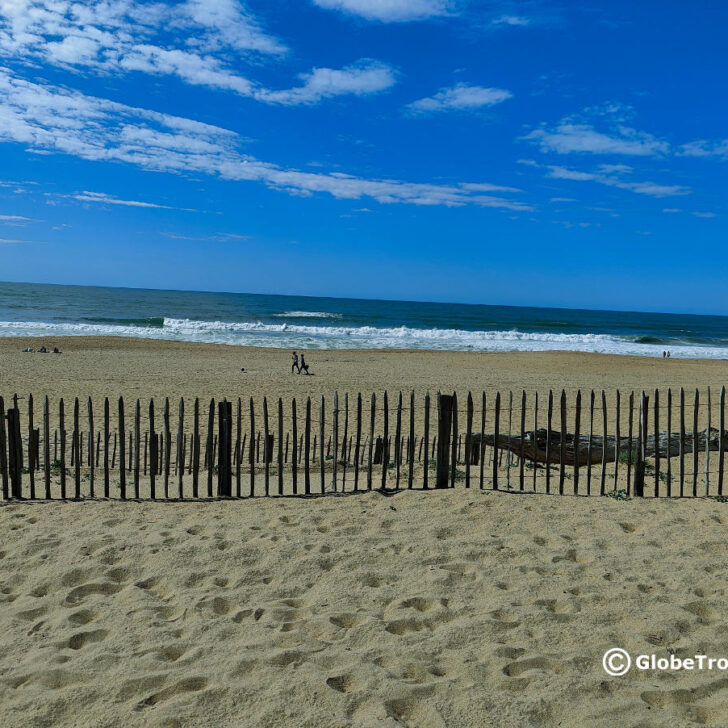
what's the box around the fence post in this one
[278,398,284,496]
[436,393,453,489]
[118,397,126,500]
[381,392,389,490]
[634,392,646,497]
[559,390,566,495]
[654,389,660,497]
[573,390,581,494]
[719,386,725,497]
[0,396,8,500]
[43,396,51,499]
[27,394,35,499]
[493,392,500,490]
[367,393,375,490]
[7,406,21,498]
[354,393,362,491]
[692,390,699,497]
[423,392,430,490]
[518,390,525,491]
[249,397,256,497]
[304,396,311,495]
[292,398,298,495]
[545,390,552,494]
[466,392,473,489]
[450,393,458,488]
[88,397,94,498]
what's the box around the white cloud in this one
[677,139,728,160]
[491,15,530,26]
[258,61,396,105]
[545,164,689,197]
[66,191,199,211]
[662,208,682,213]
[0,68,530,211]
[523,123,668,156]
[0,214,32,223]
[0,1,395,105]
[311,0,452,22]
[0,237,33,243]
[407,83,512,113]
[693,211,717,218]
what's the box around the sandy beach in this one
[2,338,728,727]
[3,490,728,728]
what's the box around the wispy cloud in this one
[0,214,32,224]
[65,192,200,211]
[0,237,34,243]
[162,231,249,242]
[544,163,690,197]
[523,122,668,156]
[258,61,396,105]
[491,15,531,26]
[311,0,453,22]
[677,139,728,161]
[0,69,530,211]
[407,83,512,114]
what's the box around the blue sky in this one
[0,0,726,314]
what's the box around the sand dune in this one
[3,490,728,727]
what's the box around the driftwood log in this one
[472,428,728,466]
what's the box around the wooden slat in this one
[236,398,242,497]
[27,394,35,499]
[600,391,607,496]
[505,391,512,489]
[381,391,389,490]
[532,392,537,492]
[0,396,7,500]
[613,390,620,493]
[319,395,325,494]
[263,397,270,496]
[666,389,672,497]
[692,389,699,497]
[59,398,66,499]
[519,390,525,491]
[43,396,50,499]
[679,387,685,497]
[249,397,256,497]
[436,392,453,489]
[480,392,486,491]
[719,386,725,497]
[88,397,94,498]
[278,397,284,496]
[332,392,339,493]
[74,397,80,498]
[367,393,375,490]
[573,390,581,494]
[118,397,126,499]
[135,399,141,499]
[292,398,298,495]
[653,389,660,497]
[492,392,500,490]
[177,398,184,499]
[207,398,215,498]
[450,393,458,489]
[149,400,156,499]
[627,392,634,497]
[395,391,402,489]
[705,388,711,496]
[164,398,171,499]
[304,396,311,495]
[193,398,200,498]
[354,393,362,491]
[408,390,415,490]
[342,393,349,490]
[545,390,552,494]
[465,392,473,489]
[559,390,566,495]
[423,392,430,490]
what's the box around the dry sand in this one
[3,491,728,728]
[3,337,728,727]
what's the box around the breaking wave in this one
[2,317,728,358]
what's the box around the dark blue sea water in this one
[1,281,727,358]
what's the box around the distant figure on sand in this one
[291,351,300,374]
[300,353,310,375]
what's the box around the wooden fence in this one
[1,387,726,501]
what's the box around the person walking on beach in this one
[300,353,310,375]
[291,351,300,374]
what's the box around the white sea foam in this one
[1,317,727,358]
[272,311,343,319]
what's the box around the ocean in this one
[1,281,727,359]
